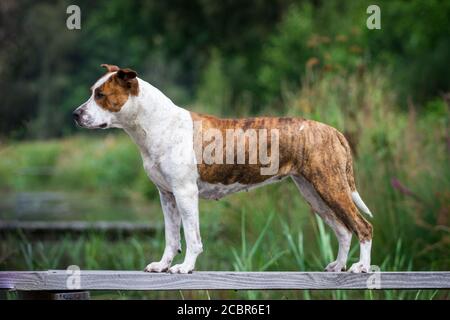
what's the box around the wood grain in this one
[1,271,449,291]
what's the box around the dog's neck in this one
[121,78,189,159]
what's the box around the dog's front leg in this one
[145,189,181,272]
[168,184,203,274]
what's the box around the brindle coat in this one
[191,112,372,242]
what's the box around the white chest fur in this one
[123,80,198,193]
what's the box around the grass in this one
[1,209,446,299]
[0,69,448,299]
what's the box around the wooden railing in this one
[1,270,449,299]
[0,221,158,239]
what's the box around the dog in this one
[73,64,373,274]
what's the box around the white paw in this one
[325,260,346,272]
[348,262,370,273]
[168,263,194,274]
[144,261,170,273]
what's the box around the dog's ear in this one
[101,64,120,73]
[117,68,138,81]
[115,68,139,95]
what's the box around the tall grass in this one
[1,211,445,299]
[0,68,448,299]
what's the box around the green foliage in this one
[365,0,450,103]
[258,3,315,102]
[195,50,232,116]
[0,141,61,190]
[0,0,449,300]
[0,134,158,201]
[1,0,448,137]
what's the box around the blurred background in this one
[0,0,449,299]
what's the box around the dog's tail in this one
[336,131,373,218]
[351,191,373,217]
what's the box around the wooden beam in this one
[18,291,90,300]
[0,221,158,239]
[1,271,449,291]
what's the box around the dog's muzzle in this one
[72,109,82,122]
[72,108,84,126]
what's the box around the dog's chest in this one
[142,160,172,191]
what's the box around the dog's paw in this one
[348,262,370,273]
[324,260,346,272]
[168,263,194,274]
[144,261,169,273]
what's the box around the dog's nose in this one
[72,109,82,122]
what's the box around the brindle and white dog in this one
[73,64,373,274]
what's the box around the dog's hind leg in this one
[295,127,373,272]
[292,175,352,272]
[145,189,181,272]
[300,168,372,272]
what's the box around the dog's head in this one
[73,64,139,129]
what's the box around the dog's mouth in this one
[74,118,88,129]
[76,122,108,129]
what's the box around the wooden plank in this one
[0,221,158,239]
[1,271,449,291]
[18,291,90,300]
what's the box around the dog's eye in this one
[95,91,104,99]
